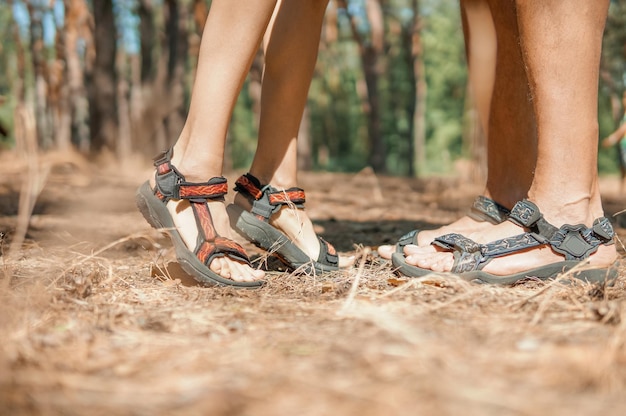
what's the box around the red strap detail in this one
[235,175,263,200]
[196,241,214,264]
[195,239,248,265]
[214,237,248,258]
[268,189,306,205]
[191,202,217,241]
[179,182,228,199]
[156,162,171,175]
[155,189,166,201]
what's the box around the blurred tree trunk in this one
[89,0,118,154]
[341,0,386,173]
[409,0,427,177]
[51,24,71,151]
[163,0,188,142]
[63,0,93,153]
[26,1,52,149]
[53,0,88,152]
[133,0,192,158]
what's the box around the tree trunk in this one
[163,0,189,143]
[341,0,386,173]
[26,1,52,149]
[89,0,118,154]
[63,0,93,153]
[412,0,427,178]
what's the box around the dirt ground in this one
[2,152,626,415]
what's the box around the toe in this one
[377,244,395,259]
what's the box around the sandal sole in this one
[391,252,618,285]
[227,204,339,275]
[136,181,264,288]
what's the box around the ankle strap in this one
[508,199,614,260]
[235,173,306,221]
[152,149,228,202]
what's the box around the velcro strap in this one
[179,181,228,200]
[235,173,307,221]
[433,233,481,253]
[155,165,227,200]
[268,188,306,206]
[508,199,558,238]
[509,199,543,228]
[235,174,263,200]
[592,217,615,242]
[468,196,509,224]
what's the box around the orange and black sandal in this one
[228,173,339,274]
[136,150,264,288]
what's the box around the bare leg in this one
[379,0,535,259]
[147,0,278,282]
[234,0,354,267]
[406,0,616,275]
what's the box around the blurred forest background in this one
[0,0,625,178]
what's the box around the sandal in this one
[136,150,264,288]
[228,173,339,274]
[392,199,618,284]
[393,196,510,254]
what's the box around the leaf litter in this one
[1,153,626,415]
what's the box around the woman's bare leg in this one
[234,0,354,267]
[148,0,278,282]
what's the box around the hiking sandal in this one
[228,173,339,274]
[136,150,264,288]
[392,199,618,284]
[393,196,510,254]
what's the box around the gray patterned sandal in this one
[228,173,339,274]
[136,150,264,288]
[392,199,618,284]
[394,196,510,253]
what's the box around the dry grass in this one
[1,156,626,415]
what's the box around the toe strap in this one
[317,237,339,268]
[397,230,419,251]
[196,237,251,267]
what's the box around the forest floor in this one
[2,151,626,415]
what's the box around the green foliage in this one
[2,0,623,177]
[421,0,466,173]
[598,0,626,174]
[229,80,259,170]
[0,2,16,148]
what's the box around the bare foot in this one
[234,192,355,268]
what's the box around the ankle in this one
[168,156,221,183]
[247,170,297,190]
[529,194,599,227]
